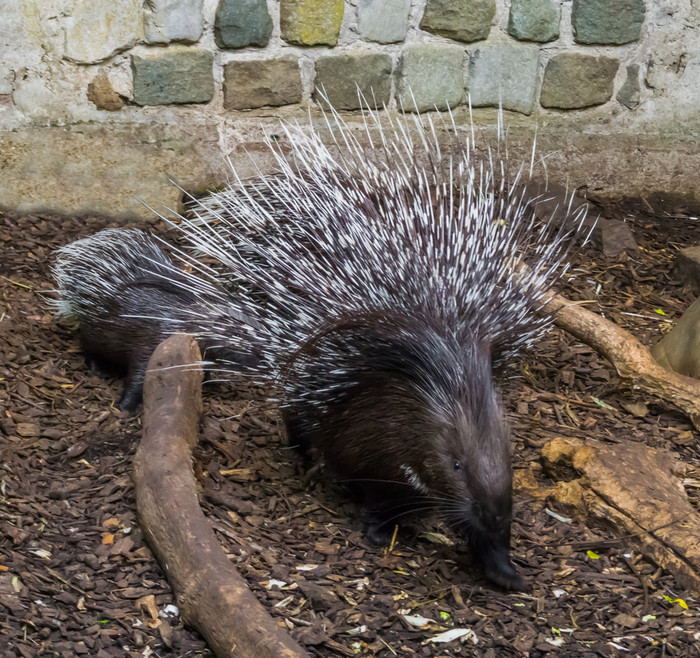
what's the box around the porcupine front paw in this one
[362,509,397,546]
[478,545,528,591]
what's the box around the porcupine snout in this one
[438,349,526,591]
[466,494,526,591]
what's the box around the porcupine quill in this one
[53,99,589,589]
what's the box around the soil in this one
[1,203,700,657]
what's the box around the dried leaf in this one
[424,628,478,645]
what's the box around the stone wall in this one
[1,0,699,218]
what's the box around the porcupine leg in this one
[360,487,426,545]
[281,407,313,459]
[117,352,150,413]
[468,531,526,591]
[84,354,118,380]
[362,507,397,545]
[118,369,145,413]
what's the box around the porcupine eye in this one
[454,461,462,471]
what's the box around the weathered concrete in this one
[314,53,392,109]
[467,41,539,114]
[397,44,465,112]
[223,57,302,109]
[0,122,223,220]
[143,0,203,44]
[540,53,619,109]
[420,0,495,42]
[357,0,411,44]
[6,109,700,222]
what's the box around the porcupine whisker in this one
[365,506,443,535]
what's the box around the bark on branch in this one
[543,291,700,431]
[133,334,307,658]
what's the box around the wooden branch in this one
[133,334,307,658]
[543,291,700,430]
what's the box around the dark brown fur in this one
[77,276,257,412]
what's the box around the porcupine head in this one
[284,317,524,591]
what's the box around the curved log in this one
[543,291,700,430]
[133,334,307,658]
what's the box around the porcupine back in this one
[172,105,587,380]
[52,227,253,411]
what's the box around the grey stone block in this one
[314,53,392,110]
[467,41,539,115]
[617,64,641,109]
[397,45,465,112]
[675,246,700,295]
[572,0,645,45]
[357,0,411,44]
[215,0,272,49]
[540,53,619,109]
[132,50,215,106]
[507,0,560,43]
[420,0,495,43]
[223,57,302,110]
[144,0,203,44]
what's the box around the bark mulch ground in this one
[1,205,699,657]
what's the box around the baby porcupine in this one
[52,228,256,412]
[54,104,588,589]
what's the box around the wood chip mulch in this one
[1,203,699,657]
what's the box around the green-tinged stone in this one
[280,0,344,46]
[572,0,645,45]
[223,57,302,109]
[507,0,560,43]
[313,53,392,110]
[617,64,641,109]
[132,50,214,105]
[420,0,495,43]
[397,44,465,112]
[467,41,539,115]
[540,53,618,109]
[215,0,272,49]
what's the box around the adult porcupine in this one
[55,105,587,589]
[52,227,256,412]
[164,106,588,590]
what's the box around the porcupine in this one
[52,228,257,412]
[162,105,588,590]
[54,104,587,589]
